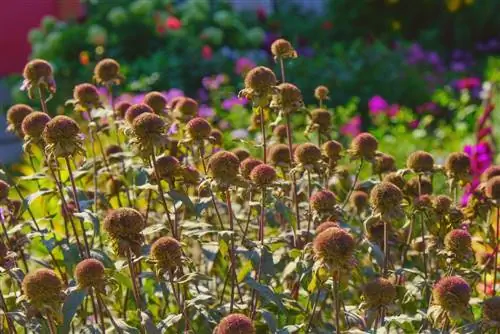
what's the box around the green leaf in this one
[141,312,160,334]
[277,324,303,333]
[244,276,284,310]
[275,200,297,235]
[142,223,167,235]
[113,319,140,334]
[74,210,100,239]
[157,314,183,331]
[58,288,87,334]
[259,310,277,333]
[24,189,55,206]
[167,190,194,210]
[175,272,211,285]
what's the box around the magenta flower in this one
[387,104,400,118]
[235,57,256,75]
[416,102,438,114]
[461,142,493,206]
[341,116,361,136]
[408,119,419,129]
[456,77,481,90]
[368,96,388,115]
[164,88,184,102]
[202,74,227,90]
[198,105,215,118]
[222,96,248,110]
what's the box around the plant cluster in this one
[0,37,499,334]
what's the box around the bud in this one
[481,165,500,183]
[315,221,340,235]
[125,103,153,124]
[310,108,331,133]
[231,148,250,162]
[240,66,277,107]
[314,85,329,102]
[310,190,336,212]
[273,124,288,142]
[271,83,303,113]
[21,111,51,140]
[22,59,56,99]
[268,144,291,167]
[75,258,106,291]
[370,181,404,221]
[373,153,396,175]
[155,156,180,180]
[73,83,102,112]
[322,140,343,161]
[432,276,470,314]
[313,227,355,271]
[444,229,471,257]
[103,208,145,256]
[445,152,470,183]
[383,172,405,190]
[485,176,500,200]
[115,101,131,119]
[240,158,263,179]
[210,129,224,146]
[22,268,63,311]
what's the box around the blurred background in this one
[0,0,499,163]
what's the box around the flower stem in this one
[85,113,99,213]
[199,145,224,229]
[259,107,267,163]
[342,159,364,210]
[333,275,341,333]
[0,288,16,334]
[167,272,192,331]
[125,247,144,311]
[225,190,237,313]
[46,313,57,334]
[38,86,48,114]
[383,220,389,277]
[305,289,321,333]
[285,113,301,233]
[306,170,313,242]
[279,58,286,83]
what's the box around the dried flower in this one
[173,97,199,120]
[433,276,471,314]
[43,115,84,158]
[231,148,250,162]
[295,143,321,165]
[407,151,434,173]
[270,38,298,60]
[483,296,500,322]
[103,208,145,256]
[405,176,433,198]
[313,226,355,272]
[186,117,212,141]
[481,166,500,182]
[129,113,166,158]
[363,277,396,308]
[444,229,471,257]
[370,181,404,221]
[350,190,369,213]
[310,190,336,212]
[445,152,471,183]
[215,313,255,334]
[210,129,224,146]
[75,258,106,291]
[144,91,167,114]
[485,176,500,200]
[155,156,180,180]
[433,195,452,214]
[268,144,291,167]
[309,108,331,133]
[322,140,343,162]
[240,158,263,179]
[72,83,103,112]
[22,59,56,99]
[115,101,131,119]
[314,85,329,102]
[239,66,277,107]
[272,124,288,143]
[373,153,396,175]
[125,103,153,124]
[150,236,183,273]
[208,151,240,180]
[315,221,340,235]
[22,268,63,314]
[348,132,378,160]
[21,111,51,141]
[383,172,405,190]
[93,58,124,86]
[7,104,33,137]
[270,83,303,113]
[250,164,276,187]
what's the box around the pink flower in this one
[456,77,481,90]
[166,17,182,30]
[164,88,184,102]
[202,74,227,90]
[368,96,388,114]
[222,95,248,110]
[387,104,400,118]
[198,105,214,118]
[409,120,419,129]
[340,116,361,136]
[202,45,213,60]
[235,57,256,75]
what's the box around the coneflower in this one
[144,91,167,114]
[6,104,33,137]
[214,313,255,334]
[432,276,471,321]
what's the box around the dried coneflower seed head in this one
[208,151,240,179]
[0,180,10,202]
[231,148,250,162]
[433,195,452,214]
[216,313,255,334]
[93,58,123,85]
[405,176,433,198]
[485,176,500,200]
[43,115,83,157]
[270,38,297,59]
[310,108,331,132]
[481,165,500,182]
[349,132,378,160]
[75,258,105,289]
[406,151,434,173]
[155,156,180,180]
[445,152,470,181]
[373,153,396,174]
[315,221,340,235]
[144,91,167,114]
[433,276,471,313]
[240,158,263,179]
[244,66,277,94]
[483,296,500,322]
[175,97,198,117]
[295,143,321,165]
[186,117,211,140]
[7,104,33,135]
[115,101,131,119]
[22,268,62,309]
[21,111,51,139]
[370,182,403,212]
[273,124,288,142]
[313,227,355,267]
[383,172,405,190]
[150,236,183,271]
[444,229,471,256]
[103,208,145,238]
[314,85,329,101]
[350,190,368,212]
[310,190,336,212]
[210,129,224,146]
[125,103,153,124]
[250,164,276,187]
[132,113,165,138]
[322,140,343,160]
[73,83,101,109]
[274,83,303,112]
[269,144,291,166]
[363,277,396,307]
[23,59,54,90]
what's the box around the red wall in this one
[0,0,82,76]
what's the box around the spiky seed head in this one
[22,268,62,309]
[155,156,180,180]
[150,237,183,271]
[174,97,199,116]
[210,129,224,146]
[186,117,211,140]
[273,124,288,141]
[482,166,500,182]
[406,151,434,173]
[322,140,343,160]
[315,221,340,235]
[268,144,291,166]
[43,116,79,143]
[216,313,255,334]
[115,101,131,119]
[7,104,33,136]
[310,190,336,212]
[350,190,369,212]
[75,258,105,289]
[483,296,500,322]
[313,227,355,267]
[250,164,276,186]
[244,66,277,93]
[208,151,240,179]
[310,108,331,132]
[433,195,452,214]
[414,194,433,210]
[0,180,10,202]
[445,152,470,181]
[270,38,297,59]
[103,208,145,238]
[93,58,123,85]
[295,143,321,165]
[125,103,153,124]
[444,229,471,256]
[370,182,403,212]
[404,176,433,198]
[383,172,405,190]
[231,148,250,163]
[132,113,165,139]
[314,85,329,101]
[144,91,167,114]
[73,83,101,109]
[485,176,500,200]
[349,132,378,160]
[21,111,51,139]
[240,158,263,179]
[373,153,396,174]
[433,276,471,313]
[363,277,396,307]
[276,83,303,110]
[23,59,53,83]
